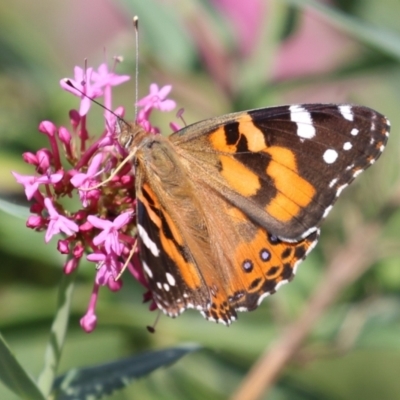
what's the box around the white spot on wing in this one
[166,272,176,286]
[289,105,316,139]
[137,224,160,257]
[256,291,271,306]
[336,184,348,197]
[163,283,170,292]
[323,149,338,164]
[299,226,318,240]
[323,205,333,218]
[275,279,289,291]
[343,142,352,150]
[339,105,353,121]
[351,128,359,136]
[142,261,153,278]
[329,178,338,188]
[293,232,319,275]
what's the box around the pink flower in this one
[87,250,123,288]
[88,211,132,255]
[70,153,104,207]
[14,58,179,331]
[137,84,176,113]
[136,84,176,133]
[81,310,97,333]
[39,121,62,169]
[211,0,265,55]
[57,240,70,254]
[91,62,130,89]
[39,121,57,137]
[12,171,63,200]
[91,62,130,112]
[58,126,72,145]
[22,152,38,166]
[36,149,52,172]
[26,215,45,229]
[44,198,79,243]
[64,257,79,274]
[60,67,103,116]
[80,284,98,333]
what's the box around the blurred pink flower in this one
[210,0,351,82]
[211,0,265,55]
[60,67,103,116]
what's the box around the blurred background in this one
[1,0,400,399]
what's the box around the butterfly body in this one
[119,104,390,325]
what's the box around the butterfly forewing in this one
[171,104,390,239]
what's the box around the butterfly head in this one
[116,119,147,154]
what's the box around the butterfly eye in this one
[122,134,134,149]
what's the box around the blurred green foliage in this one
[0,0,400,399]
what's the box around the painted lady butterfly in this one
[118,104,390,325]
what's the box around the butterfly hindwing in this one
[184,185,320,323]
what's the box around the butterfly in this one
[117,104,390,325]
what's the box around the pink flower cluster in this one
[12,60,177,332]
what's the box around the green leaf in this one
[284,0,400,59]
[0,198,29,219]
[119,0,195,71]
[53,343,201,400]
[37,270,77,397]
[0,332,46,400]
[239,0,289,91]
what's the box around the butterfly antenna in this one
[147,310,162,334]
[63,79,127,125]
[133,16,139,121]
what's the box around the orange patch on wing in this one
[162,209,184,246]
[141,184,202,289]
[234,229,283,285]
[140,183,161,228]
[209,126,237,153]
[233,229,317,296]
[220,155,260,196]
[238,115,266,152]
[265,146,315,222]
[159,231,201,289]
